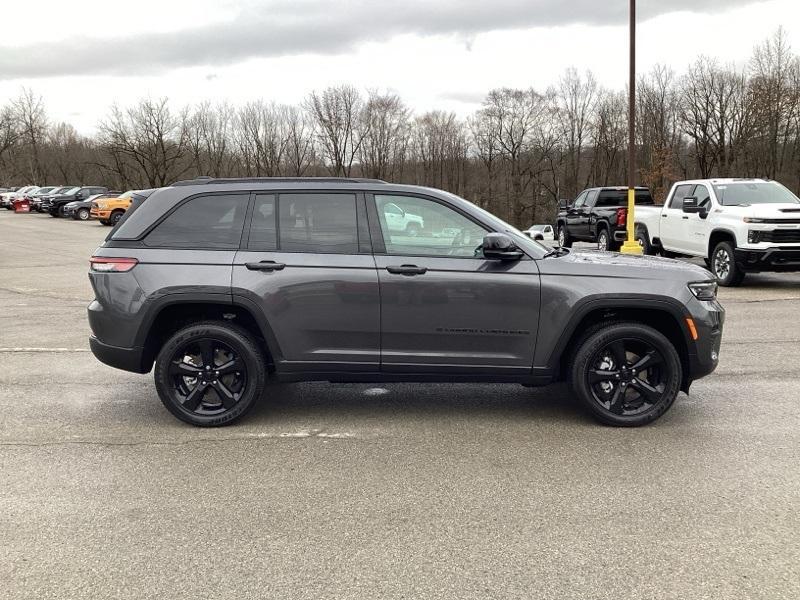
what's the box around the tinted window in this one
[669,184,696,209]
[585,190,598,207]
[278,193,358,254]
[375,194,487,258]
[596,189,654,207]
[145,194,248,249]
[572,191,588,208]
[249,194,277,251]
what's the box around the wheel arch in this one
[136,295,280,374]
[708,228,738,258]
[548,298,693,393]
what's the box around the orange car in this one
[91,190,137,226]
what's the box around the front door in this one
[232,192,380,373]
[369,193,540,376]
[659,183,695,253]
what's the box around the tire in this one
[570,322,682,427]
[100,219,111,226]
[596,227,611,251]
[76,208,90,221]
[154,321,267,427]
[405,222,421,237]
[557,224,573,248]
[710,241,745,286]
[49,209,59,217]
[635,227,654,255]
[109,210,124,225]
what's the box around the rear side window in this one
[278,193,358,254]
[248,194,277,251]
[144,194,248,249]
[596,190,654,207]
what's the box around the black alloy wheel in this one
[571,323,681,426]
[154,322,266,426]
[110,210,124,225]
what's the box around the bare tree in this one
[306,85,367,177]
[12,88,49,183]
[555,68,598,197]
[358,91,410,180]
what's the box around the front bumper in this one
[735,247,800,272]
[686,299,725,385]
[91,209,111,219]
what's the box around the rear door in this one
[369,192,540,376]
[232,191,380,373]
[659,184,695,252]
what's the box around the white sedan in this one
[522,224,555,242]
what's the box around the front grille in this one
[759,230,800,243]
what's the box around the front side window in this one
[669,184,695,209]
[572,192,588,209]
[693,184,712,209]
[278,193,358,254]
[145,194,248,249]
[374,194,487,258]
[584,190,598,207]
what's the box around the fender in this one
[538,294,695,374]
[708,227,739,254]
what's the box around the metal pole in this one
[620,0,643,255]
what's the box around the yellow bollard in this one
[619,187,643,255]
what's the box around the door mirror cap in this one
[482,233,524,261]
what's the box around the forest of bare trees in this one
[2,29,800,227]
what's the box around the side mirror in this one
[682,197,708,217]
[558,199,569,210]
[482,233,523,261]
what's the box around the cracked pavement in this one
[1,211,799,599]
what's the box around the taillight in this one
[89,257,138,272]
[616,207,627,227]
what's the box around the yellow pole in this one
[620,188,642,255]
[620,0,643,255]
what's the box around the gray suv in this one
[88,178,724,427]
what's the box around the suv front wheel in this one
[571,322,682,426]
[154,321,267,426]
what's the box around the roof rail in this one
[172,176,388,186]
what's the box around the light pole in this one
[620,0,643,255]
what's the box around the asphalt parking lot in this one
[1,210,799,600]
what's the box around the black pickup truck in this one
[556,186,655,251]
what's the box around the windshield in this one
[712,182,800,206]
[61,187,80,195]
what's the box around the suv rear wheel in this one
[154,321,267,427]
[711,241,745,286]
[570,322,682,426]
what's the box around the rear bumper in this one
[735,247,800,272]
[89,336,149,374]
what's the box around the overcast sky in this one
[1,0,799,133]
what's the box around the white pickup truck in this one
[635,178,800,286]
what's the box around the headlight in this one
[743,217,765,223]
[688,281,717,301]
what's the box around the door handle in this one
[386,264,427,276]
[662,214,668,218]
[245,260,285,271]
[682,216,689,220]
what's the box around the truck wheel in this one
[596,228,612,251]
[110,210,124,225]
[405,222,421,237]
[557,225,572,248]
[635,227,654,255]
[154,321,267,427]
[711,241,745,286]
[571,322,682,427]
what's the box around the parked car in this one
[31,186,67,212]
[90,190,140,225]
[44,186,108,217]
[88,177,723,428]
[1,185,39,209]
[62,192,118,220]
[557,186,655,251]
[523,224,555,241]
[635,178,800,286]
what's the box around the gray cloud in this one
[0,0,757,79]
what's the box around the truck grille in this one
[758,230,800,243]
